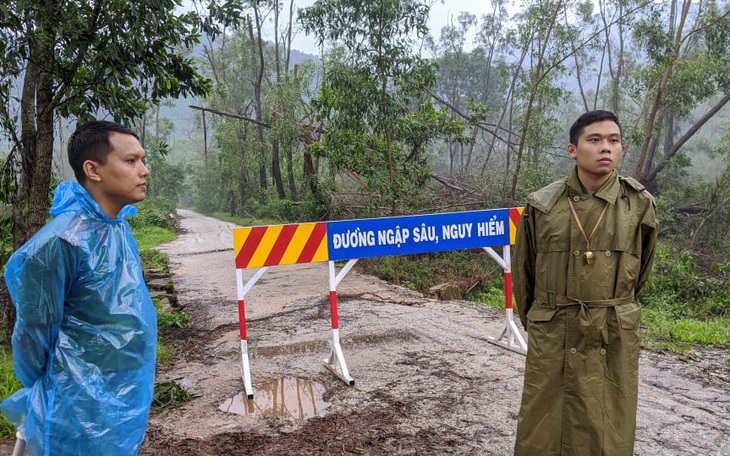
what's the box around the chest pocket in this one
[534,210,570,252]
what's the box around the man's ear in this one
[567,143,577,159]
[82,160,103,182]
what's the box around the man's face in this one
[94,132,149,211]
[567,120,622,180]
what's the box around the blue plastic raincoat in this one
[1,181,157,455]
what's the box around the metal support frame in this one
[12,432,24,456]
[483,246,527,355]
[236,267,268,399]
[324,260,356,386]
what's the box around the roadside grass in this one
[133,225,176,251]
[640,308,730,351]
[0,350,22,437]
[152,377,201,417]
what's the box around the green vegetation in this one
[155,300,192,331]
[151,378,201,417]
[358,250,504,300]
[640,309,730,350]
[640,243,730,350]
[0,350,21,437]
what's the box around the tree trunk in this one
[0,278,13,348]
[272,139,286,199]
[5,37,56,343]
[634,0,691,180]
[248,16,267,190]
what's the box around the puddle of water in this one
[219,376,330,421]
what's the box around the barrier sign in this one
[327,209,509,261]
[233,207,525,398]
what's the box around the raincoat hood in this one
[49,180,138,220]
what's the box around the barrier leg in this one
[324,261,355,386]
[12,432,25,456]
[238,298,254,399]
[236,267,267,398]
[487,270,527,355]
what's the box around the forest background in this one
[0,0,728,400]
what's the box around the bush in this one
[641,243,730,319]
[127,196,176,231]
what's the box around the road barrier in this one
[233,208,526,398]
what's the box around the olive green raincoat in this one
[512,168,658,456]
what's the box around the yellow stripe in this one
[311,234,329,263]
[280,223,314,265]
[233,228,251,257]
[509,208,524,245]
[248,225,284,267]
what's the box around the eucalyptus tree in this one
[196,1,316,217]
[628,0,730,191]
[504,0,576,202]
[299,0,465,217]
[429,12,478,174]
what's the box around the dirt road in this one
[141,209,730,455]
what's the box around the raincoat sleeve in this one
[635,200,658,296]
[512,205,537,329]
[5,235,74,387]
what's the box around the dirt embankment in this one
[139,210,730,455]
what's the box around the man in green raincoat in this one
[512,110,658,456]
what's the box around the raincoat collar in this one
[566,167,620,204]
[49,181,138,223]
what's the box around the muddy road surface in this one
[139,209,730,455]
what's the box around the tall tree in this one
[299,0,465,217]
[0,0,214,339]
[630,0,730,191]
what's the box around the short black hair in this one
[68,120,139,184]
[569,110,621,146]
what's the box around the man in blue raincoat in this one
[1,121,157,455]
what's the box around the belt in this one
[534,290,634,310]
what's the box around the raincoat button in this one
[573,250,580,256]
[570,348,577,354]
[605,251,612,257]
[573,196,580,202]
[600,348,607,355]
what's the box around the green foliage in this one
[129,196,177,258]
[154,301,191,331]
[138,247,170,272]
[152,378,201,417]
[130,197,177,230]
[0,1,212,123]
[641,308,730,350]
[357,250,503,296]
[0,349,21,437]
[641,243,730,320]
[145,141,186,208]
[300,0,467,215]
